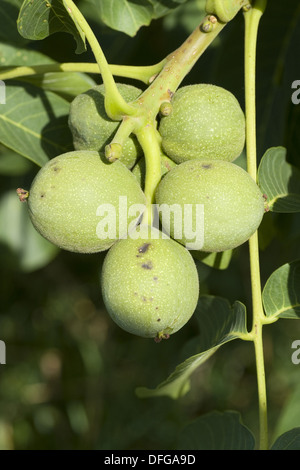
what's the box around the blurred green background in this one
[0,0,300,450]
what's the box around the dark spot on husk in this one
[153,276,158,281]
[141,261,153,270]
[40,193,46,198]
[202,163,212,169]
[138,243,151,254]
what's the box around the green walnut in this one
[68,83,142,169]
[131,153,177,187]
[27,151,146,253]
[101,225,199,340]
[205,0,246,23]
[155,160,265,252]
[159,84,245,164]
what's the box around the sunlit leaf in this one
[88,0,188,37]
[0,42,96,100]
[0,81,73,167]
[136,295,247,399]
[23,72,96,101]
[262,260,300,320]
[258,147,300,213]
[17,0,86,53]
[0,41,54,67]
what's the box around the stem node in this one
[105,143,122,163]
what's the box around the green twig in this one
[244,0,268,450]
[135,125,162,226]
[0,61,166,85]
[63,0,137,119]
[136,14,227,122]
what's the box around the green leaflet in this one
[88,0,188,37]
[262,260,300,320]
[258,147,300,213]
[136,295,247,399]
[0,81,72,166]
[17,0,86,53]
[271,428,300,450]
[178,411,255,450]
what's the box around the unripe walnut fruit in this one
[68,83,142,169]
[27,151,146,253]
[206,0,244,23]
[159,84,245,164]
[101,225,199,339]
[155,160,265,252]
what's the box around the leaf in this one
[0,0,27,45]
[23,72,96,101]
[0,81,73,167]
[178,411,255,450]
[0,190,59,272]
[271,428,300,450]
[262,260,300,320]
[258,147,300,213]
[0,42,96,100]
[191,249,232,270]
[17,0,87,54]
[0,41,55,67]
[136,295,247,399]
[88,0,188,37]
